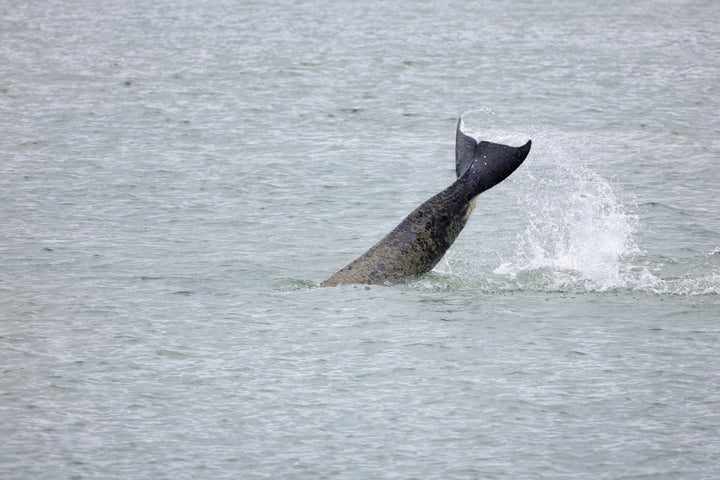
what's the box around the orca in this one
[320,118,531,286]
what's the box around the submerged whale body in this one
[320,118,531,287]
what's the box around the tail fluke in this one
[455,117,531,194]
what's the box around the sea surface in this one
[2,0,719,479]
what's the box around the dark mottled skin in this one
[321,120,531,286]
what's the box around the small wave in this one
[418,264,720,296]
[620,260,720,296]
[273,278,318,291]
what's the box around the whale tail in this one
[455,118,531,194]
[320,119,531,287]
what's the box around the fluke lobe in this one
[320,118,531,287]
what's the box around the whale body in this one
[320,119,531,287]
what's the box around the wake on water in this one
[423,110,720,296]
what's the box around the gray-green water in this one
[2,1,719,478]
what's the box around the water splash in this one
[495,162,640,292]
[448,112,720,296]
[500,139,719,296]
[457,111,638,292]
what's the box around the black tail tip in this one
[520,139,532,159]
